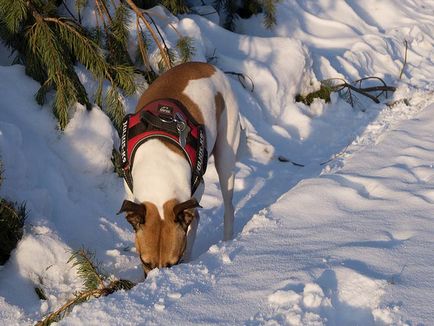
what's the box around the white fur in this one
[126,66,240,243]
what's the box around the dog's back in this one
[135,62,239,155]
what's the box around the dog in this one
[118,62,240,275]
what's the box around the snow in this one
[1,1,434,325]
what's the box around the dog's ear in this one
[118,200,146,231]
[173,198,201,230]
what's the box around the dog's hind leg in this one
[214,107,240,241]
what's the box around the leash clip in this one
[174,113,189,148]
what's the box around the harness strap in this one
[141,111,179,135]
[120,98,208,197]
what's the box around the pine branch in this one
[67,249,105,291]
[0,0,28,33]
[44,17,111,81]
[176,36,195,63]
[27,19,83,128]
[0,199,26,265]
[161,0,189,15]
[106,3,132,66]
[36,287,102,326]
[105,86,125,130]
[36,249,136,326]
[111,65,136,95]
[261,0,279,29]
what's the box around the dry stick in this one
[399,40,408,80]
[124,0,171,69]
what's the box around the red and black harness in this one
[120,98,208,196]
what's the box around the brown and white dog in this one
[118,62,240,275]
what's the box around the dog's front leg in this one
[183,210,200,262]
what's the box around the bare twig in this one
[320,143,351,166]
[399,40,408,80]
[143,12,172,65]
[277,156,305,167]
[224,71,254,92]
[136,17,151,70]
[60,1,79,23]
[124,0,171,69]
[322,77,397,105]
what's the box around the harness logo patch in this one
[158,105,173,116]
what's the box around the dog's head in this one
[118,198,199,276]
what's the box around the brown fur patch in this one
[136,62,215,125]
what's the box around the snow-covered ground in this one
[1,1,434,325]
